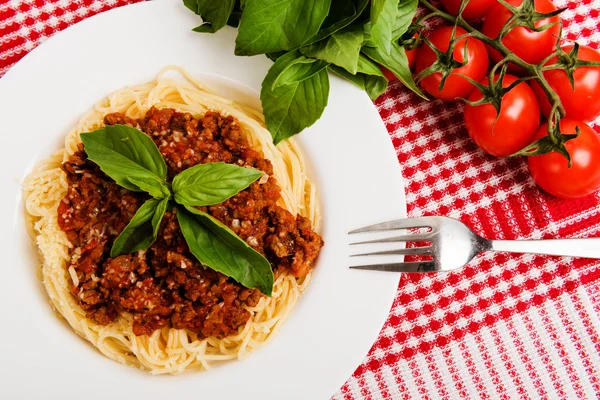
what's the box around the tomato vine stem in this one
[418,0,567,118]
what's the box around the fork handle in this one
[490,238,600,259]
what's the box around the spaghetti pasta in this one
[23,66,320,374]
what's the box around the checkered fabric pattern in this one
[2,0,600,398]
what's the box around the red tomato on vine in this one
[440,0,497,21]
[464,74,540,157]
[531,45,600,122]
[482,0,561,67]
[415,26,489,100]
[528,119,600,198]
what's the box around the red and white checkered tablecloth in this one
[2,0,600,398]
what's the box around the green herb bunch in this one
[183,0,424,144]
[81,125,274,295]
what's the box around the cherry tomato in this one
[482,0,560,67]
[464,74,540,156]
[415,26,489,100]
[440,0,497,21]
[406,46,417,69]
[528,119,600,198]
[530,45,600,122]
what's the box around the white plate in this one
[0,1,406,399]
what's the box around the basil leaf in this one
[302,0,370,47]
[261,51,330,144]
[191,0,236,33]
[110,197,169,257]
[273,56,330,89]
[370,0,399,54]
[362,43,426,99]
[126,177,170,199]
[235,0,332,56]
[80,125,170,198]
[266,51,286,62]
[183,0,199,14]
[392,0,418,41]
[364,0,417,47]
[331,55,388,100]
[178,207,273,296]
[301,25,365,75]
[172,162,262,206]
[227,9,242,28]
[191,25,214,33]
[227,0,245,27]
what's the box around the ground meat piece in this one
[290,215,324,277]
[143,107,175,135]
[171,302,209,332]
[103,113,140,128]
[88,306,118,326]
[58,107,323,338]
[78,289,104,308]
[201,303,250,338]
[182,277,210,302]
[115,278,167,312]
[74,240,105,276]
[102,255,139,289]
[132,314,169,336]
[166,251,195,269]
[239,288,262,307]
[265,207,324,278]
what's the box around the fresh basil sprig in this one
[183,0,422,144]
[81,125,273,295]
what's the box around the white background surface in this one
[0,1,406,398]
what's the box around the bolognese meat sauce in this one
[57,107,323,337]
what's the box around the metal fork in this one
[349,216,600,272]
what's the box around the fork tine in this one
[348,217,434,234]
[350,233,433,245]
[350,246,432,257]
[350,261,437,273]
